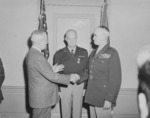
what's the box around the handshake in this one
[70,74,80,84]
[52,64,80,84]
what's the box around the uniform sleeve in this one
[34,57,71,85]
[76,50,89,84]
[105,51,122,103]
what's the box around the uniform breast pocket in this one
[77,56,85,64]
[61,54,72,63]
[97,58,109,71]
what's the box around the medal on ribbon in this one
[77,58,80,64]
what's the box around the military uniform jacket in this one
[84,44,121,107]
[53,46,88,84]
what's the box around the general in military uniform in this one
[53,29,88,118]
[84,26,122,118]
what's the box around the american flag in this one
[100,0,109,29]
[38,0,49,59]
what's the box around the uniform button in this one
[104,85,106,87]
[102,61,104,63]
[90,71,92,73]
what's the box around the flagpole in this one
[38,0,49,59]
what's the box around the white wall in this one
[0,0,40,86]
[110,0,150,88]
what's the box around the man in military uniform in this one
[84,26,122,118]
[53,29,88,118]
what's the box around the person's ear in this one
[65,37,67,42]
[138,93,149,118]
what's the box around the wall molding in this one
[45,0,104,7]
[113,114,140,118]
[2,86,138,94]
[119,88,137,95]
[0,86,140,118]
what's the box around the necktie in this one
[71,50,74,55]
[71,50,74,56]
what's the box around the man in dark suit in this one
[0,58,5,103]
[26,30,79,118]
[53,29,88,118]
[84,26,122,118]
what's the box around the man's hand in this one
[70,74,80,84]
[103,100,112,110]
[52,63,64,73]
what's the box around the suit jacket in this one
[53,46,88,85]
[0,58,5,103]
[84,44,122,107]
[25,47,71,108]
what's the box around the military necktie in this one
[71,50,74,55]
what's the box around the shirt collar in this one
[32,46,41,52]
[101,43,109,52]
[67,46,77,53]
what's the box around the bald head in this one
[93,26,110,46]
[95,26,110,38]
[65,29,77,48]
[31,30,46,43]
[65,29,77,39]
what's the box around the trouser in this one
[32,106,51,118]
[90,106,112,118]
[60,83,84,118]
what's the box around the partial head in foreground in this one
[137,44,150,118]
